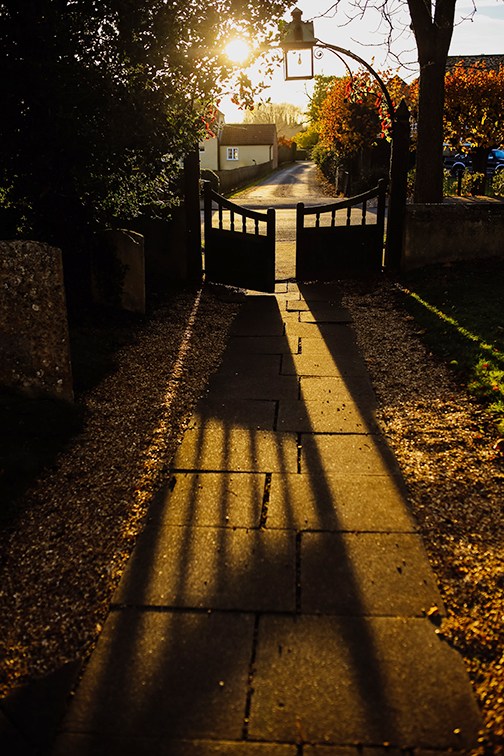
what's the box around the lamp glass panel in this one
[284,48,314,80]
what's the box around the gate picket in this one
[296,179,386,281]
[203,182,275,293]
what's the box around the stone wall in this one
[0,240,73,401]
[403,202,504,270]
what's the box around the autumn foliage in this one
[444,61,504,151]
[320,69,416,155]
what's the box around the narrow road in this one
[232,160,328,205]
[231,161,330,281]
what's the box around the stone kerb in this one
[0,240,73,402]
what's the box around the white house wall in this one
[220,144,276,170]
[199,136,219,171]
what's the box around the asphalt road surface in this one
[231,161,328,281]
[203,161,379,283]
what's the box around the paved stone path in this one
[51,282,482,755]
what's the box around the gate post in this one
[385,99,410,270]
[184,149,203,280]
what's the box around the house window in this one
[227,147,239,161]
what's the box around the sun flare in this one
[225,39,251,64]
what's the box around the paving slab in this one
[284,322,357,339]
[172,426,298,472]
[266,473,416,532]
[297,283,344,302]
[207,374,299,402]
[230,298,284,336]
[277,399,378,433]
[52,735,297,756]
[281,353,367,377]
[286,301,342,312]
[186,398,276,432]
[248,615,482,749]
[148,472,266,528]
[114,526,296,612]
[301,434,402,477]
[216,352,282,377]
[301,531,444,616]
[60,610,254,741]
[299,376,376,404]
[299,308,352,323]
[299,331,360,356]
[227,336,299,354]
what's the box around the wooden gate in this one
[203,182,275,293]
[296,179,386,281]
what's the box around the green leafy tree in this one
[0,0,290,250]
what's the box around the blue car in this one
[443,147,504,177]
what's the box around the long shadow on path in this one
[50,284,482,755]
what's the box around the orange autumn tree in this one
[320,68,415,154]
[444,61,504,193]
[317,68,415,193]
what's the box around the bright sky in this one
[220,0,504,123]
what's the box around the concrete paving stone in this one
[299,376,376,404]
[248,615,482,749]
[229,297,284,339]
[301,434,402,477]
[266,473,416,532]
[207,374,299,402]
[286,301,342,312]
[172,426,298,472]
[227,336,299,354]
[297,283,343,302]
[216,353,282,377]
[299,332,360,357]
[281,353,367,378]
[52,735,298,756]
[301,531,444,616]
[276,399,378,433]
[284,322,356,339]
[114,526,296,612]
[299,308,353,323]
[60,610,254,741]
[187,398,276,432]
[148,472,266,528]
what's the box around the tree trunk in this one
[414,58,446,203]
[407,0,456,204]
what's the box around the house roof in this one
[221,124,277,146]
[446,54,504,73]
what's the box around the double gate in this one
[203,179,386,292]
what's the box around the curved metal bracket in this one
[314,39,396,123]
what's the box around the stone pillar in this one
[0,240,74,402]
[92,229,146,314]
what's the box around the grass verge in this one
[398,258,504,437]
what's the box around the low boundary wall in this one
[403,201,504,270]
[216,161,274,194]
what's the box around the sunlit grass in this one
[399,260,504,435]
